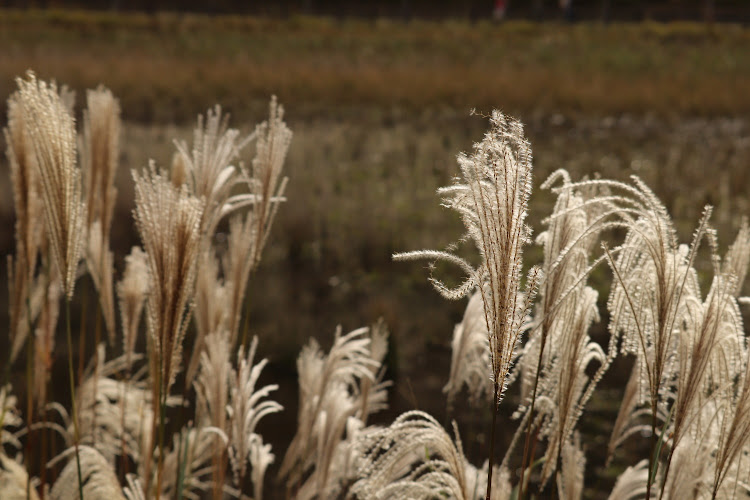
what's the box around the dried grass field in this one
[1,9,750,500]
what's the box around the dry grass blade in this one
[158,426,221,500]
[0,454,40,500]
[227,336,282,500]
[712,340,750,496]
[49,445,125,500]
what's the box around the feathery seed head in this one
[133,162,204,396]
[117,246,149,364]
[395,110,537,408]
[50,446,125,500]
[15,72,87,300]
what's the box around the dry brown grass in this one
[1,10,749,122]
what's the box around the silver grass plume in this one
[123,474,145,500]
[49,446,125,500]
[222,96,291,345]
[193,331,232,499]
[444,291,491,407]
[73,345,162,466]
[669,271,744,461]
[158,426,222,500]
[660,435,711,500]
[172,104,242,385]
[227,336,282,500]
[536,286,603,485]
[711,334,750,496]
[296,324,387,500]
[722,218,750,297]
[556,433,585,500]
[544,175,710,441]
[81,86,121,343]
[4,90,43,362]
[509,171,613,484]
[15,72,87,300]
[0,454,40,500]
[279,325,387,497]
[395,110,539,408]
[468,462,512,500]
[194,332,231,431]
[608,197,709,408]
[352,411,508,500]
[607,461,649,500]
[172,105,250,238]
[186,249,228,386]
[117,246,149,367]
[607,364,649,463]
[132,162,203,400]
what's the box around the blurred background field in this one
[1,6,750,497]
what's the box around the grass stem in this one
[65,297,85,500]
[486,383,499,500]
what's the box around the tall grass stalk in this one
[64,297,84,499]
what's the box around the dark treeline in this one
[2,0,749,23]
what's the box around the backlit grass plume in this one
[225,96,291,347]
[132,162,204,495]
[4,90,43,363]
[15,72,86,301]
[133,164,203,400]
[49,446,125,500]
[81,86,121,343]
[352,411,512,500]
[395,111,538,406]
[395,111,539,498]
[227,336,282,500]
[15,71,87,499]
[279,324,389,498]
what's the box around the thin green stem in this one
[65,297,84,500]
